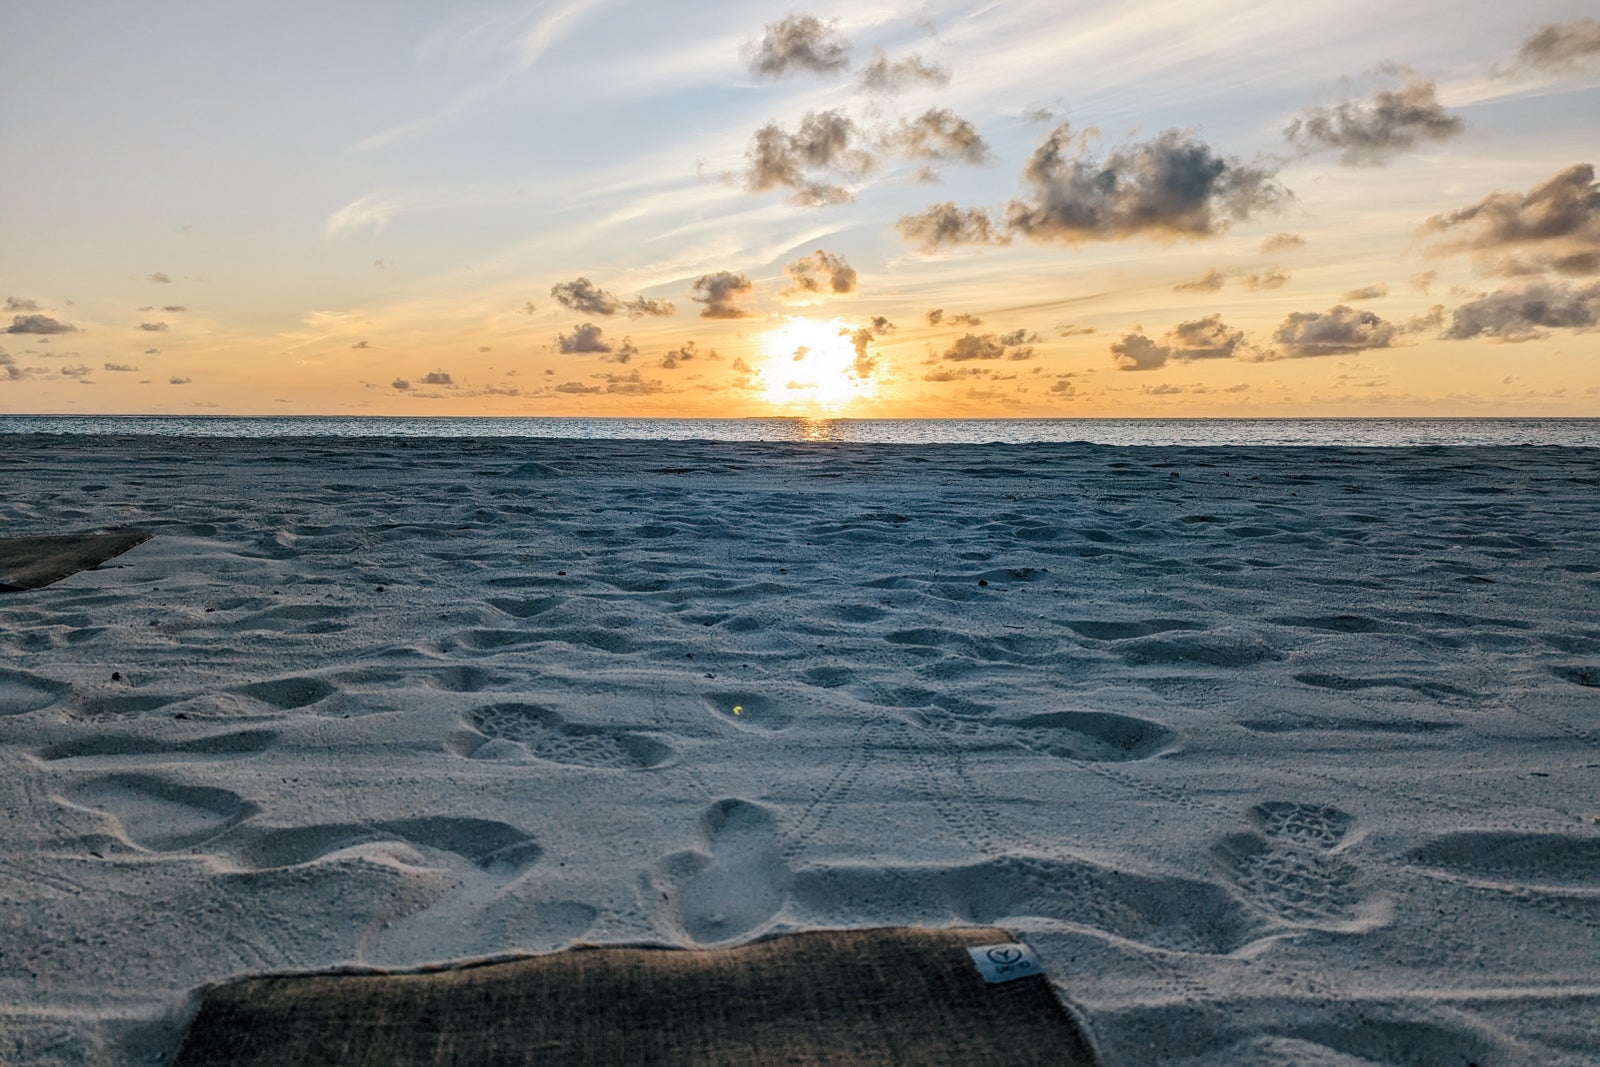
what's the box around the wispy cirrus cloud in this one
[324,191,415,240]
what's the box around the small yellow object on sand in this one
[733,705,743,715]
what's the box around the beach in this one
[1,434,1596,1065]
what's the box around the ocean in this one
[2,415,1598,446]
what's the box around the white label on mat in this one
[967,942,1042,984]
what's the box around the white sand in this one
[1,435,1597,1066]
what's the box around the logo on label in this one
[986,946,1024,966]
[967,942,1041,984]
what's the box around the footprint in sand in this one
[0,668,68,716]
[651,798,792,944]
[1213,801,1388,932]
[61,773,258,851]
[452,703,672,769]
[224,816,544,876]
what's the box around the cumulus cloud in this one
[691,272,755,319]
[598,370,668,395]
[1342,283,1389,300]
[782,250,857,298]
[550,278,675,318]
[940,331,1037,362]
[1421,163,1599,277]
[60,363,93,377]
[1260,232,1306,253]
[139,322,169,332]
[555,381,602,394]
[148,272,172,283]
[1409,270,1438,293]
[884,108,990,164]
[902,126,1284,250]
[392,379,410,390]
[1272,305,1399,356]
[6,314,77,334]
[162,305,187,313]
[746,14,851,78]
[556,322,638,362]
[1174,268,1228,292]
[1443,280,1600,342]
[842,317,895,378]
[4,297,40,312]
[351,340,370,349]
[897,202,1001,250]
[1241,267,1290,290]
[1110,314,1252,370]
[1284,71,1464,165]
[857,50,950,93]
[420,370,454,385]
[926,308,980,326]
[104,362,139,372]
[1508,18,1600,73]
[745,109,874,205]
[660,341,716,369]
[168,376,191,385]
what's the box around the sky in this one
[2,1,1597,418]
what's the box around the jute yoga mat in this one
[0,530,149,592]
[174,926,1097,1066]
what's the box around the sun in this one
[757,317,880,411]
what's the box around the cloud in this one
[1272,305,1399,356]
[352,340,370,349]
[1509,18,1600,73]
[104,362,139,372]
[1174,268,1228,292]
[1110,313,1251,370]
[555,381,602,394]
[744,109,874,206]
[660,341,716,369]
[691,272,755,319]
[746,14,851,78]
[4,297,40,312]
[139,322,169,332]
[6,314,77,334]
[1260,232,1305,253]
[940,331,1037,362]
[0,351,46,381]
[60,363,93,377]
[324,191,411,239]
[550,277,672,318]
[857,50,950,93]
[1409,270,1438,293]
[902,126,1284,250]
[897,202,1002,250]
[1241,267,1290,290]
[162,305,187,313]
[1284,71,1464,165]
[147,272,172,283]
[783,250,857,298]
[884,108,990,164]
[599,369,668,395]
[1421,163,1599,277]
[420,370,454,385]
[168,376,191,385]
[392,379,410,390]
[1342,283,1389,300]
[1443,280,1600,342]
[926,308,980,326]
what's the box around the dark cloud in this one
[1056,323,1096,337]
[556,322,612,353]
[1272,305,1399,357]
[168,376,191,384]
[351,340,370,349]
[6,314,77,334]
[897,203,1001,250]
[857,50,950,93]
[1284,72,1464,165]
[104,362,139,372]
[392,379,410,390]
[884,108,990,164]
[4,297,40,312]
[1421,164,1599,277]
[1260,232,1306,253]
[926,308,981,326]
[148,272,172,283]
[624,295,676,318]
[1174,268,1228,292]
[0,351,46,381]
[1510,18,1600,72]
[868,315,894,334]
[745,109,874,205]
[60,363,93,377]
[1241,267,1290,290]
[903,126,1284,250]
[555,381,602,394]
[1443,280,1600,342]
[1110,314,1251,370]
[783,249,857,297]
[162,305,188,313]
[940,331,1036,362]
[747,14,851,78]
[599,370,668,395]
[420,370,454,385]
[139,322,169,332]
[691,272,755,319]
[843,319,893,377]
[1342,283,1389,300]
[552,277,623,316]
